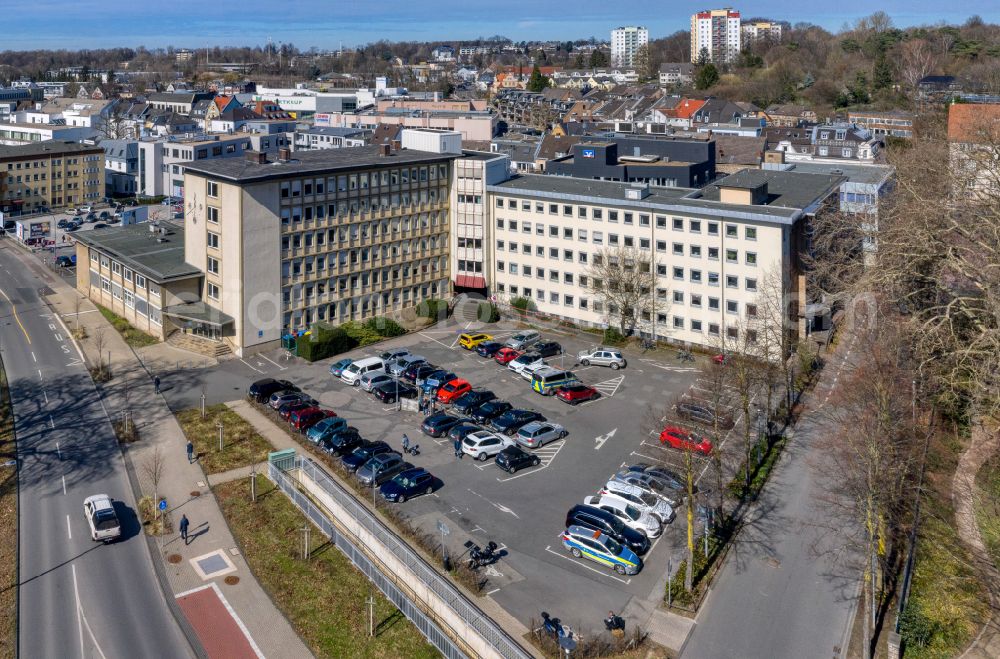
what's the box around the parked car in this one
[659,425,714,455]
[712,353,729,365]
[520,361,553,382]
[448,422,484,443]
[83,494,121,543]
[328,358,354,378]
[372,380,418,404]
[470,400,513,424]
[561,525,641,575]
[341,356,385,386]
[608,473,681,515]
[378,347,411,362]
[248,378,298,403]
[55,255,75,267]
[404,363,438,384]
[290,408,336,432]
[278,400,313,421]
[494,445,541,474]
[584,495,662,538]
[507,352,544,376]
[359,372,394,393]
[390,355,427,378]
[57,218,69,228]
[515,421,567,448]
[65,223,80,232]
[601,481,676,525]
[437,378,472,404]
[379,467,435,502]
[319,429,363,456]
[306,416,350,444]
[626,464,688,494]
[452,390,496,415]
[493,347,521,366]
[577,347,627,370]
[357,452,409,487]
[458,332,492,350]
[490,409,545,436]
[421,413,467,438]
[505,330,541,351]
[462,430,515,461]
[79,205,93,214]
[85,213,97,222]
[555,384,600,405]
[269,390,313,410]
[533,341,563,358]
[98,210,110,220]
[419,370,457,396]
[475,341,505,358]
[341,441,393,472]
[564,504,650,555]
[531,369,578,395]
[676,402,734,429]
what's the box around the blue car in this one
[379,467,436,503]
[305,416,349,443]
[341,441,392,472]
[329,358,353,378]
[561,525,642,575]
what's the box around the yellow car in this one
[458,333,492,350]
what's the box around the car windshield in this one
[639,486,661,501]
[624,504,642,521]
[603,536,623,554]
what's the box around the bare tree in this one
[141,446,166,532]
[585,245,663,337]
[92,326,107,376]
[898,39,938,89]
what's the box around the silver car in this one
[515,421,567,448]
[356,452,408,487]
[359,372,394,392]
[268,391,313,410]
[577,347,627,370]
[606,474,678,520]
[388,354,425,377]
[507,352,543,376]
[505,330,541,351]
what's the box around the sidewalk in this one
[41,281,312,659]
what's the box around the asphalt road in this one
[0,242,192,658]
[681,348,861,659]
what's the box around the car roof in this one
[467,430,500,441]
[84,494,114,509]
[398,467,427,478]
[518,420,549,433]
[566,524,605,541]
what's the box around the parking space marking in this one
[239,359,265,374]
[259,354,287,371]
[639,359,699,373]
[467,488,520,518]
[543,545,631,585]
[419,332,455,349]
[496,440,565,482]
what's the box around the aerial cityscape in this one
[0,3,998,659]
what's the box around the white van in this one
[340,357,386,386]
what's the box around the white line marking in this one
[43,390,48,404]
[49,415,54,429]
[496,441,567,482]
[56,442,61,459]
[72,564,108,659]
[37,369,43,380]
[51,310,86,362]
[61,309,99,317]
[543,544,631,584]
[486,588,501,596]
[31,351,36,362]
[258,354,287,371]
[240,358,265,374]
[62,475,66,495]
[66,515,72,539]
[419,332,454,349]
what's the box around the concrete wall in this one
[239,183,282,353]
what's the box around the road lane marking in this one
[543,544,631,584]
[486,588,501,595]
[31,351,36,362]
[66,515,72,539]
[72,564,109,659]
[0,286,31,345]
[49,414,54,429]
[595,428,617,450]
[419,332,454,349]
[56,442,61,459]
[240,358,265,374]
[43,390,48,404]
[38,369,43,381]
[62,475,66,495]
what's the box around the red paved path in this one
[177,585,259,659]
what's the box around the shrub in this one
[363,316,406,338]
[416,298,449,321]
[297,326,357,362]
[478,302,500,323]
[602,327,626,346]
[340,321,382,346]
[510,296,536,316]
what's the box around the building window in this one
[690,270,702,283]
[624,212,633,225]
[207,232,220,249]
[207,257,220,274]
[726,249,738,263]
[673,316,684,329]
[593,209,603,220]
[564,295,574,306]
[672,218,683,230]
[746,252,757,266]
[746,303,758,317]
[672,242,684,255]
[745,226,757,240]
[673,290,684,303]
[708,222,719,236]
[124,290,134,309]
[135,274,146,290]
[691,319,702,332]
[727,326,739,339]
[708,323,720,336]
[124,268,133,282]
[207,181,218,197]
[673,267,684,280]
[690,220,701,233]
[496,218,504,229]
[746,278,757,292]
[727,300,738,314]
[207,282,220,300]
[563,205,572,217]
[207,206,219,223]
[725,224,737,238]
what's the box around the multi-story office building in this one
[181,142,458,356]
[485,169,842,351]
[741,21,782,44]
[611,26,650,68]
[691,8,742,64]
[1,140,104,213]
[451,150,511,297]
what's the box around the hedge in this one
[296,326,357,362]
[416,298,449,320]
[364,316,406,337]
[510,296,536,316]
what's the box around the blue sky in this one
[1,0,996,50]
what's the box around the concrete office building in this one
[1,140,104,214]
[546,138,716,189]
[450,150,511,296]
[611,26,650,67]
[181,144,458,356]
[486,169,842,351]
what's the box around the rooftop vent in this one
[625,184,650,200]
[245,150,267,164]
[378,143,391,157]
[278,147,292,162]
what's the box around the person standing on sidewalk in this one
[180,514,190,545]
[153,375,161,394]
[186,441,194,463]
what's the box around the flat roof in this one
[183,145,457,184]
[776,161,894,185]
[699,169,846,210]
[73,221,201,283]
[0,139,104,160]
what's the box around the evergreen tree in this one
[526,64,549,92]
[589,49,608,68]
[873,52,894,90]
[695,63,720,90]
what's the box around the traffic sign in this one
[158,499,167,511]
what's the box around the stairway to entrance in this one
[166,330,232,358]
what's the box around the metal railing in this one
[269,456,532,659]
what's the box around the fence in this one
[268,456,533,659]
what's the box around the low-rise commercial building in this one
[1,140,104,213]
[847,110,915,139]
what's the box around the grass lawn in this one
[0,363,17,659]
[975,451,1000,571]
[215,475,440,659]
[175,405,271,474]
[96,304,159,348]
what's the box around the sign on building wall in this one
[582,148,596,158]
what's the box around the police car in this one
[560,525,642,575]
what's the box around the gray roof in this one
[774,161,894,186]
[0,140,104,160]
[183,145,457,184]
[699,169,845,210]
[299,126,368,137]
[74,221,201,283]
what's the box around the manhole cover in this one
[224,576,240,585]
[167,554,182,564]
[197,554,229,575]
[190,490,201,497]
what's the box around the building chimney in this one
[245,150,267,164]
[391,139,402,152]
[278,147,291,162]
[378,143,390,157]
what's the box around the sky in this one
[1,0,997,51]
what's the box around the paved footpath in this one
[39,269,312,659]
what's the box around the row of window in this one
[97,273,160,325]
[495,238,758,265]
[279,188,445,223]
[5,156,91,170]
[278,165,451,199]
[284,254,444,280]
[91,251,156,295]
[496,216,757,240]
[285,282,442,330]
[281,217,444,250]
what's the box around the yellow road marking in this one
[0,287,31,345]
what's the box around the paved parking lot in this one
[160,318,755,635]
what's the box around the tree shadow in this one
[374,609,405,637]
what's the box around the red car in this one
[658,426,714,455]
[555,384,600,405]
[494,347,522,366]
[289,407,336,432]
[712,353,728,365]
[437,378,472,404]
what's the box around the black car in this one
[93,223,108,229]
[470,400,513,424]
[248,378,299,403]
[404,363,438,383]
[421,413,466,438]
[379,467,436,503]
[475,341,505,357]
[341,441,392,472]
[447,422,483,443]
[490,409,545,436]
[565,504,650,555]
[319,429,363,456]
[494,445,540,474]
[534,341,563,358]
[57,218,70,228]
[453,390,496,415]
[372,380,418,404]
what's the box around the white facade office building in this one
[611,26,650,68]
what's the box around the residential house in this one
[763,104,817,127]
[847,109,914,139]
[102,139,140,196]
[432,45,456,62]
[659,63,695,87]
[713,134,766,174]
[947,102,1000,197]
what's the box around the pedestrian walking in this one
[402,434,411,454]
[454,438,463,459]
[153,375,161,394]
[179,514,190,545]
[186,441,194,463]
